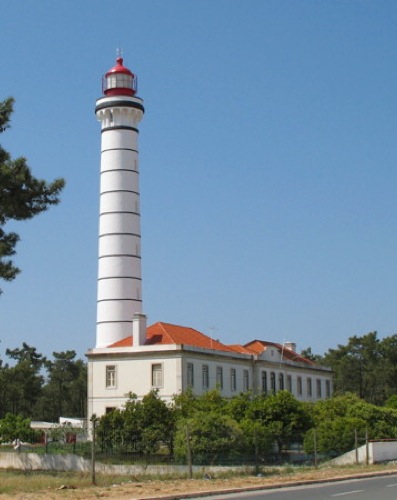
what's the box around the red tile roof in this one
[228,344,254,355]
[108,322,235,352]
[244,339,315,365]
[107,323,315,365]
[109,336,133,348]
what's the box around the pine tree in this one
[0,97,65,290]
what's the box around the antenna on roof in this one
[208,326,218,350]
[116,46,123,58]
[279,337,285,368]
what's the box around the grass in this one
[0,462,397,497]
[0,469,130,495]
[0,466,307,494]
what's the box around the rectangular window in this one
[316,379,322,398]
[307,377,312,397]
[152,363,163,388]
[279,373,284,390]
[286,375,292,392]
[243,370,249,391]
[261,371,267,393]
[216,366,223,389]
[297,376,302,396]
[270,372,276,394]
[105,407,115,414]
[326,380,331,398]
[106,365,116,388]
[187,363,194,388]
[230,368,237,391]
[202,365,209,389]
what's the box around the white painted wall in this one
[88,352,182,416]
[0,452,246,475]
[87,346,333,418]
[329,441,397,465]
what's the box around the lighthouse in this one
[95,57,146,348]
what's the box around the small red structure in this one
[102,57,137,96]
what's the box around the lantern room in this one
[102,57,137,96]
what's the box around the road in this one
[197,474,397,500]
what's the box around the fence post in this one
[254,426,259,475]
[365,428,369,466]
[185,424,193,479]
[355,429,359,464]
[313,428,318,468]
[91,415,98,485]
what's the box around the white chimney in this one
[284,341,297,352]
[132,313,147,346]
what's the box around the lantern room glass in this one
[103,73,136,92]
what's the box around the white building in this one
[87,58,332,419]
[87,322,333,417]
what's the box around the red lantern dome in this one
[102,57,137,96]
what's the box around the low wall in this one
[329,440,397,466]
[0,452,91,472]
[0,452,234,476]
[372,440,397,463]
[328,444,371,466]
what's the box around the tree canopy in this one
[315,332,397,405]
[0,344,86,421]
[0,97,65,291]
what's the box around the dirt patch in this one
[2,464,397,499]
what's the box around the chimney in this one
[132,313,147,346]
[284,341,297,353]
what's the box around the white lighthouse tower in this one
[95,57,146,348]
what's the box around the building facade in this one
[87,322,333,417]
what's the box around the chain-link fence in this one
[3,427,371,469]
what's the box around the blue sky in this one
[1,1,397,360]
